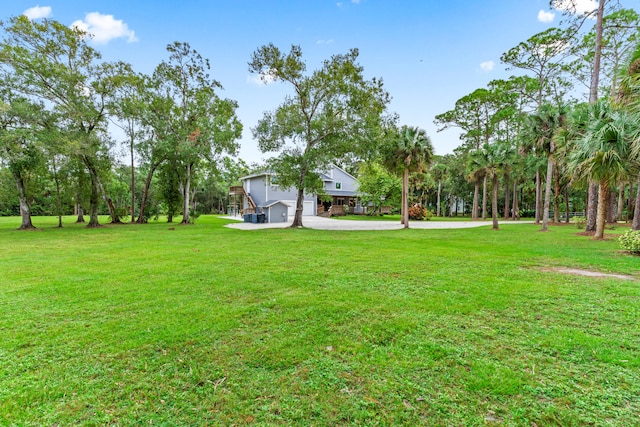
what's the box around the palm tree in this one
[381,125,434,228]
[616,42,640,230]
[471,143,511,230]
[569,100,635,239]
[522,103,566,231]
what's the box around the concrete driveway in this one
[224,216,534,231]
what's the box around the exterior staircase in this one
[228,185,257,215]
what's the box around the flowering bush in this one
[619,230,640,254]
[408,205,432,221]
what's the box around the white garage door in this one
[282,200,315,216]
[302,201,314,216]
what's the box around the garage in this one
[282,200,315,216]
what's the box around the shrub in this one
[520,209,535,218]
[408,205,432,221]
[619,230,640,254]
[571,216,586,229]
[189,209,201,224]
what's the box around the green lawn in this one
[1,215,638,426]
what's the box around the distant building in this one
[228,164,361,222]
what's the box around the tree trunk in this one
[402,167,409,228]
[586,181,598,231]
[616,182,625,222]
[472,179,479,220]
[137,161,161,223]
[564,189,570,224]
[292,187,305,227]
[606,190,615,224]
[76,204,85,223]
[130,138,136,223]
[628,184,634,222]
[95,174,121,224]
[436,181,441,217]
[449,193,454,217]
[84,157,101,228]
[535,170,541,224]
[503,173,510,220]
[633,176,640,231]
[553,163,560,224]
[512,179,519,220]
[291,162,309,227]
[482,174,487,221]
[51,158,63,228]
[589,0,606,104]
[581,0,605,233]
[541,156,554,231]
[491,174,499,230]
[594,181,609,239]
[14,172,36,230]
[181,163,191,224]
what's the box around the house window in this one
[337,198,344,205]
[268,175,279,189]
[335,181,342,190]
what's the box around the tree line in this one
[428,1,640,238]
[0,16,242,229]
[2,1,640,237]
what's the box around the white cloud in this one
[553,0,598,15]
[480,61,494,72]
[316,39,334,45]
[23,5,52,20]
[538,10,555,23]
[71,12,138,44]
[337,1,360,7]
[247,71,277,86]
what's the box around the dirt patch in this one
[545,267,635,281]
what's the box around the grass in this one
[0,215,638,426]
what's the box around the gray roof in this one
[260,200,290,208]
[239,170,275,181]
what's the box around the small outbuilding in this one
[260,200,289,223]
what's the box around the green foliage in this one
[157,161,182,221]
[380,125,434,177]
[357,162,401,214]
[0,169,19,215]
[571,215,587,229]
[0,15,127,227]
[619,229,640,254]
[188,209,201,224]
[153,42,242,224]
[500,27,574,105]
[249,43,390,225]
[569,100,635,187]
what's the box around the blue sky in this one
[7,1,640,164]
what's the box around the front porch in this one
[317,195,364,216]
